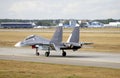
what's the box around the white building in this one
[109,22,120,27]
[104,22,120,27]
[58,20,80,27]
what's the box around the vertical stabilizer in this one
[50,26,63,45]
[67,26,79,43]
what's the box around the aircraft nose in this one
[14,41,23,47]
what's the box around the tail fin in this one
[67,26,80,43]
[50,26,63,45]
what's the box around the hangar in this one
[0,22,35,28]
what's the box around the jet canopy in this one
[25,35,35,40]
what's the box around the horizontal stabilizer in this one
[81,42,93,45]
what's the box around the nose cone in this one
[14,41,23,47]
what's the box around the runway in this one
[0,29,120,33]
[0,47,120,69]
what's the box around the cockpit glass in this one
[25,35,35,40]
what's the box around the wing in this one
[37,43,61,52]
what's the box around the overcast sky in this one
[0,0,120,19]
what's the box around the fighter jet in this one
[15,26,92,57]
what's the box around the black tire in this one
[36,52,39,56]
[45,52,50,57]
[62,51,66,57]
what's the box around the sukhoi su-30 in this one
[15,26,92,57]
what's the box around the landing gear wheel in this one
[45,52,50,57]
[62,51,66,57]
[36,52,39,56]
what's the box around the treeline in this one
[0,18,120,26]
[0,19,31,23]
[93,18,120,24]
[35,20,60,26]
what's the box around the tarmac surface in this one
[0,29,120,33]
[0,47,120,69]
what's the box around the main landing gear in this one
[35,47,66,57]
[36,47,40,56]
[45,52,50,57]
[45,47,50,57]
[35,47,50,57]
[62,50,66,57]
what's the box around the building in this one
[80,21,103,28]
[109,22,120,27]
[58,19,80,27]
[0,22,35,28]
[104,22,120,27]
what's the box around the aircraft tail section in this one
[67,26,79,43]
[50,26,63,45]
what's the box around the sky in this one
[0,0,120,19]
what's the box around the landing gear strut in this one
[62,50,66,57]
[45,52,50,57]
[45,47,50,57]
[36,47,39,56]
